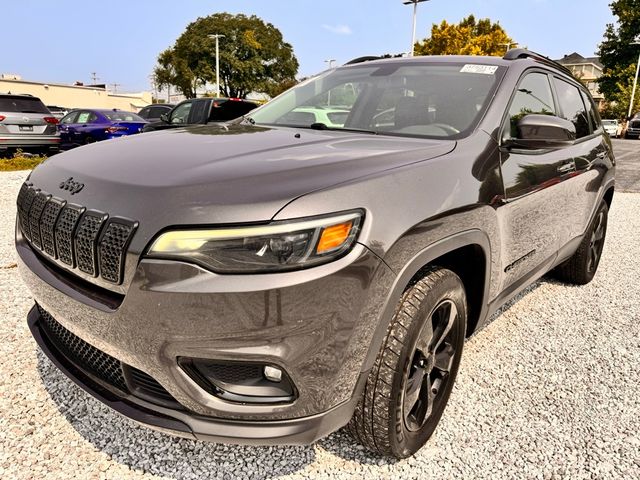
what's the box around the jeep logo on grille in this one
[59,177,84,195]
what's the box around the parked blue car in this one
[58,109,147,149]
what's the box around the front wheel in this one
[347,267,466,458]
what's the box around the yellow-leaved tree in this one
[414,15,514,57]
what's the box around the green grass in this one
[0,154,47,171]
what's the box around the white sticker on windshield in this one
[460,64,499,75]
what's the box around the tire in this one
[553,201,608,285]
[84,136,96,145]
[347,267,467,458]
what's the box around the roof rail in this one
[503,48,574,77]
[344,53,405,65]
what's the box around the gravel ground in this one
[1,169,639,480]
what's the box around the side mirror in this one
[505,114,576,150]
[160,113,169,123]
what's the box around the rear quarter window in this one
[552,78,591,138]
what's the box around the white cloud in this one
[322,24,352,35]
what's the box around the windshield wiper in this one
[308,122,377,134]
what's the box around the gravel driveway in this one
[1,170,639,479]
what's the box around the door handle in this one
[557,161,576,173]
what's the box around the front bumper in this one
[28,304,365,445]
[18,228,395,443]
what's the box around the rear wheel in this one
[84,136,96,145]
[347,267,466,458]
[554,201,608,285]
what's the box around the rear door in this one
[551,77,610,244]
[498,70,574,289]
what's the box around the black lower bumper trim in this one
[27,304,364,445]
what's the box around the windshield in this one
[103,111,145,122]
[249,62,505,139]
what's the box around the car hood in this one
[27,123,455,249]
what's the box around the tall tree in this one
[414,15,514,57]
[153,13,299,99]
[597,0,640,119]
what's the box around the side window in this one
[138,107,150,118]
[506,72,556,139]
[149,107,164,119]
[581,90,600,132]
[170,102,192,124]
[552,78,590,138]
[87,112,98,123]
[60,112,79,124]
[188,100,209,123]
[76,111,92,124]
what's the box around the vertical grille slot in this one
[40,198,66,257]
[28,192,51,250]
[75,212,108,276]
[99,220,136,284]
[54,205,85,266]
[17,184,38,240]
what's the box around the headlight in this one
[147,211,363,273]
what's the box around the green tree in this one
[414,15,514,57]
[597,0,640,119]
[153,13,299,99]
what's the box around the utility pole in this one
[403,0,430,57]
[324,59,336,69]
[324,59,337,105]
[90,72,99,83]
[110,83,121,94]
[208,34,226,97]
[627,37,640,120]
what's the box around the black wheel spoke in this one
[403,299,459,432]
[433,343,455,374]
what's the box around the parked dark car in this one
[137,103,174,122]
[0,93,60,155]
[57,109,147,148]
[16,50,614,458]
[142,97,258,132]
[625,116,640,139]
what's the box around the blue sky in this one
[2,0,615,93]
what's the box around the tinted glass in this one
[170,102,192,124]
[507,72,555,138]
[60,111,79,124]
[208,100,258,121]
[188,100,209,123]
[581,90,600,131]
[249,63,505,139]
[103,111,144,122]
[0,96,49,114]
[138,107,150,118]
[553,78,590,138]
[148,107,166,119]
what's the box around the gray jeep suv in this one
[16,50,614,458]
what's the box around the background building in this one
[0,74,152,112]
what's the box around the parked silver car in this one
[0,94,60,155]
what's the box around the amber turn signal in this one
[316,221,354,254]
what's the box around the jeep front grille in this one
[17,182,137,285]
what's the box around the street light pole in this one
[627,38,640,120]
[324,59,336,69]
[208,34,226,97]
[403,0,430,57]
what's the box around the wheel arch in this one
[361,230,491,372]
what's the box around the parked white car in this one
[602,119,621,138]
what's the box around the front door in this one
[498,71,573,290]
